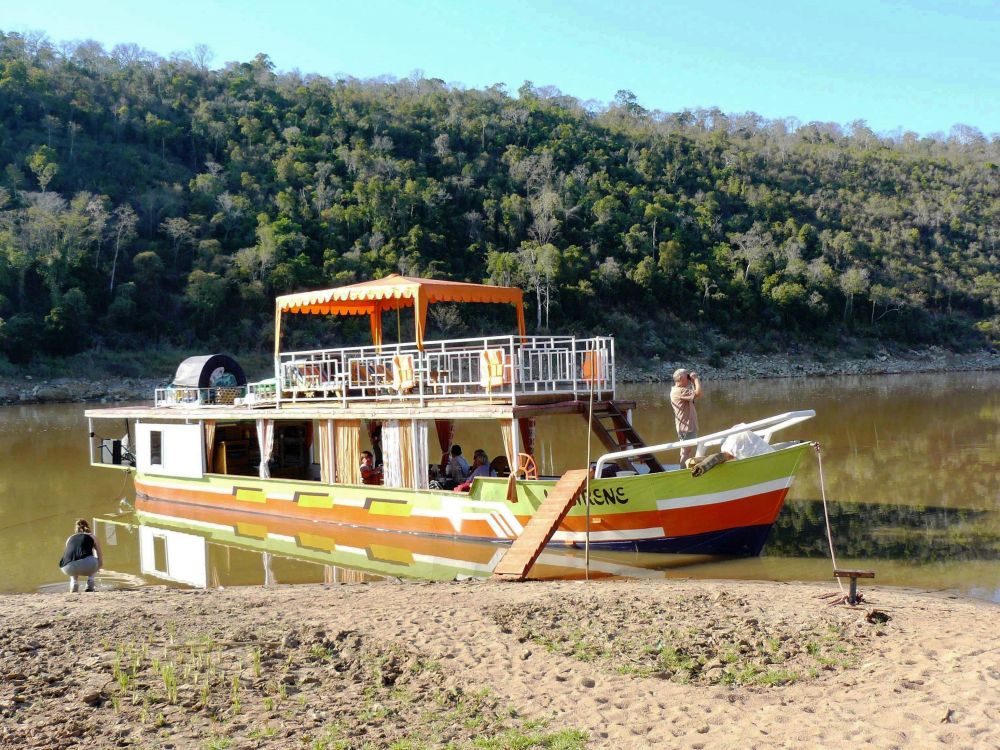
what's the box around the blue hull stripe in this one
[558,524,774,557]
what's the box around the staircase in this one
[585,402,665,474]
[492,469,590,581]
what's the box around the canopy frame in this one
[274,274,526,354]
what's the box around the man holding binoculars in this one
[670,368,704,465]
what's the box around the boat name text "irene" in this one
[540,486,631,506]
[577,487,629,506]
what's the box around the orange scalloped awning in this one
[274,274,525,352]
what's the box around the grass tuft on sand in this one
[493,590,874,687]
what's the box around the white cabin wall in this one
[135,423,205,478]
[139,526,208,588]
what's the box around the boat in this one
[85,274,815,563]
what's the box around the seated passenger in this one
[360,450,382,485]
[443,444,470,489]
[453,449,496,492]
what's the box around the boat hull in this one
[132,442,810,557]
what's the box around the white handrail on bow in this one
[593,409,816,479]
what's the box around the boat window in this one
[150,431,163,466]
[208,421,316,480]
[151,534,168,573]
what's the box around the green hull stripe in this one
[146,443,810,519]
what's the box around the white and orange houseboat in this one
[86,275,815,564]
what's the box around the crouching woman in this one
[59,519,103,592]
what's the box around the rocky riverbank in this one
[1,346,997,406]
[617,344,1000,384]
[0,376,161,406]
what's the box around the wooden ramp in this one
[491,469,590,581]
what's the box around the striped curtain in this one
[434,419,454,472]
[203,420,216,473]
[382,420,428,488]
[255,419,274,479]
[411,420,429,490]
[382,420,402,487]
[518,417,536,458]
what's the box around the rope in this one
[815,443,845,595]
[0,468,132,533]
[584,367,595,580]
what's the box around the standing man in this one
[670,368,703,466]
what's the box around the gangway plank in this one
[491,469,590,581]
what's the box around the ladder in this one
[491,469,590,581]
[584,402,665,474]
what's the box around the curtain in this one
[500,421,517,472]
[398,419,414,488]
[383,420,427,488]
[366,420,383,468]
[203,420,216,473]
[382,420,402,488]
[518,418,536,458]
[434,419,454,471]
[316,419,335,484]
[501,420,519,502]
[256,419,274,479]
[411,420,429,489]
[335,420,361,484]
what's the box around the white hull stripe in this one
[140,511,233,533]
[413,549,506,573]
[552,527,665,543]
[533,551,669,579]
[139,478,229,495]
[139,478,300,503]
[654,476,792,511]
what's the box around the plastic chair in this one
[392,354,415,394]
[490,455,511,478]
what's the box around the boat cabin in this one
[86,275,663,488]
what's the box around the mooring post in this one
[833,569,876,605]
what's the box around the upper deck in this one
[149,334,615,415]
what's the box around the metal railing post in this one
[610,337,616,399]
[418,348,425,407]
[571,338,578,397]
[509,335,516,406]
[274,353,282,409]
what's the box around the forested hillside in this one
[0,31,997,365]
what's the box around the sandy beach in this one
[2,578,997,749]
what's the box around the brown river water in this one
[2,372,998,599]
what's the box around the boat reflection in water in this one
[96,498,723,589]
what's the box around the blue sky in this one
[4,0,997,137]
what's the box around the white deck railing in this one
[154,385,247,407]
[593,410,816,478]
[154,335,615,408]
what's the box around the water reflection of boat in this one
[85,276,815,560]
[99,498,723,588]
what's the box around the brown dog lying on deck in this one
[688,452,733,477]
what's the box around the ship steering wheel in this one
[515,452,538,480]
